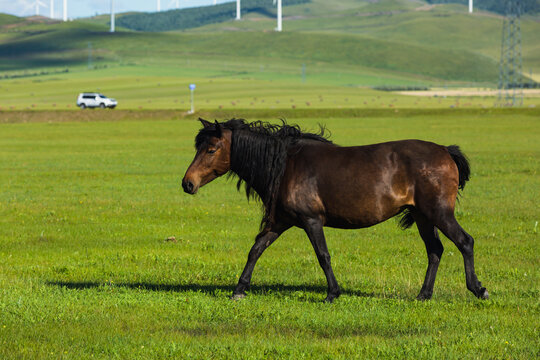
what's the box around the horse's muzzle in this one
[182,179,197,194]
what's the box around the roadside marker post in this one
[189,84,196,114]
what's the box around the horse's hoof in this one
[479,288,489,300]
[324,293,340,303]
[230,293,246,301]
[416,293,433,301]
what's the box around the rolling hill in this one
[0,0,539,87]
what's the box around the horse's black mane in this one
[195,118,332,229]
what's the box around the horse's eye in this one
[207,149,217,154]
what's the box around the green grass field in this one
[1,66,540,112]
[0,109,538,359]
[1,0,539,358]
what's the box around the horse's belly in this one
[323,209,396,229]
[321,191,406,229]
[324,216,380,229]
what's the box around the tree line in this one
[116,0,311,32]
[425,0,539,15]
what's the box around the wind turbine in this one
[62,0,67,21]
[49,0,54,18]
[110,0,115,32]
[469,0,473,13]
[157,0,161,12]
[169,0,179,9]
[23,0,47,16]
[276,0,282,31]
[236,0,240,20]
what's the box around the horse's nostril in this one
[182,180,194,193]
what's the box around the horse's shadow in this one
[47,281,389,300]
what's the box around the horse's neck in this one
[230,131,286,203]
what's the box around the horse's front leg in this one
[232,221,291,300]
[303,217,341,303]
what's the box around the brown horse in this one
[182,118,488,302]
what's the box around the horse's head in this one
[182,118,232,194]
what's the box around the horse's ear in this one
[214,120,222,138]
[199,118,212,128]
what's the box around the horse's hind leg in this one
[232,221,291,300]
[413,211,444,300]
[434,211,489,299]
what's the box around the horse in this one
[182,118,488,302]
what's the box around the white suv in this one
[77,93,117,109]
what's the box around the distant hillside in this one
[0,21,500,82]
[0,0,539,85]
[426,0,540,15]
[184,0,540,74]
[0,13,21,26]
[116,0,310,32]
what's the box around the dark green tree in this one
[117,0,310,32]
[425,0,539,15]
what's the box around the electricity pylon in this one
[497,0,523,107]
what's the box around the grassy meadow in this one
[1,0,539,358]
[0,108,538,359]
[6,68,540,112]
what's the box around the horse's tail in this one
[398,145,471,230]
[397,207,415,230]
[446,145,471,191]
